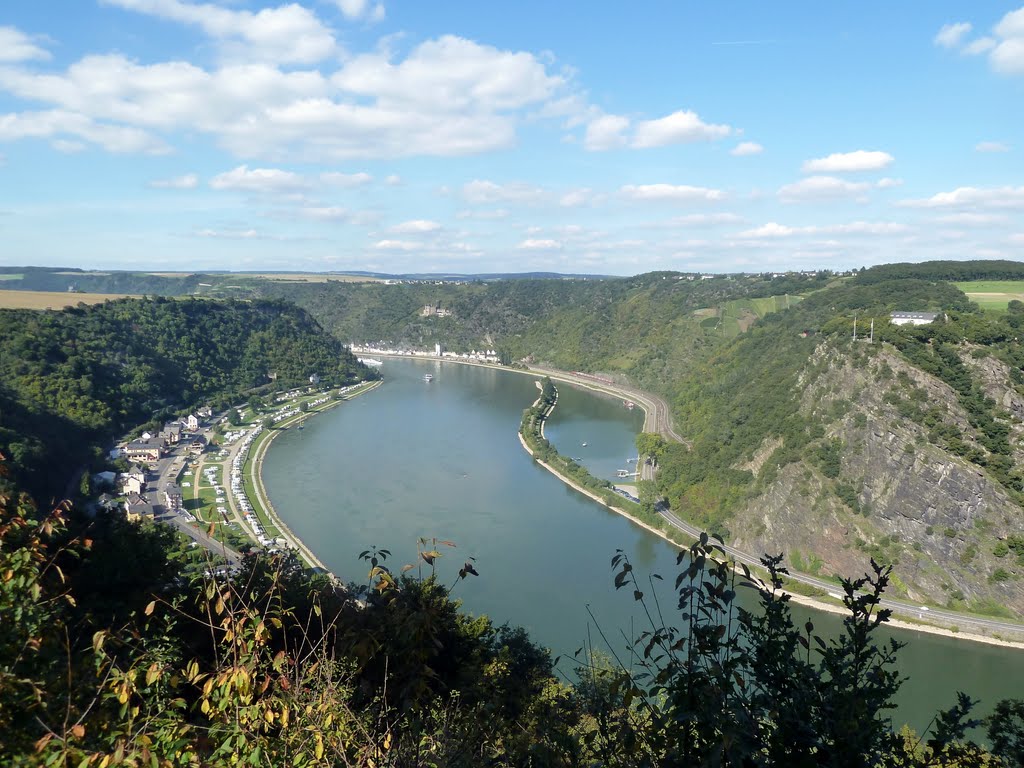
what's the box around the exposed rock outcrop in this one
[730,343,1024,616]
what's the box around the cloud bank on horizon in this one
[0,1,1021,275]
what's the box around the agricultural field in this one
[0,289,138,309]
[955,280,1024,311]
[695,293,803,337]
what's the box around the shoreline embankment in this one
[260,354,1024,649]
[240,380,382,576]
[510,367,1024,650]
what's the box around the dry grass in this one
[0,290,139,310]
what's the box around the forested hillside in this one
[0,297,369,501]
[647,274,1024,615]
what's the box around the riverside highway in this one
[526,364,1024,643]
[656,504,1024,642]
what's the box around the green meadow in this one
[955,280,1024,311]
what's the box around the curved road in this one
[658,506,1024,640]
[526,365,688,445]
[528,363,1024,642]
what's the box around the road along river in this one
[262,357,1024,735]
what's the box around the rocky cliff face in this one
[729,342,1024,617]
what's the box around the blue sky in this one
[0,1,1022,275]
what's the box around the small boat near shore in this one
[358,357,384,367]
[423,373,434,382]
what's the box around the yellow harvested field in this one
[0,290,139,310]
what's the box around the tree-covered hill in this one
[853,259,1024,284]
[0,296,370,501]
[648,276,1024,615]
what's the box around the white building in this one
[890,311,940,326]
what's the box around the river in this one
[263,357,1024,734]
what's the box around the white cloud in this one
[455,208,509,220]
[583,114,629,151]
[0,26,51,63]
[384,174,402,185]
[193,227,262,239]
[964,37,996,56]
[669,213,744,226]
[0,109,168,154]
[299,206,352,221]
[778,175,871,202]
[1009,232,1024,245]
[462,179,545,204]
[52,139,87,154]
[210,165,309,192]
[949,8,1024,75]
[149,173,199,189]
[517,238,562,250]
[631,110,732,148]
[332,0,385,22]
[559,188,601,207]
[992,8,1024,74]
[935,212,1008,225]
[101,0,338,64]
[0,34,574,160]
[321,171,373,186]
[738,222,800,238]
[828,221,909,235]
[206,166,372,194]
[620,183,726,202]
[391,219,441,233]
[899,185,1024,209]
[935,22,972,49]
[333,35,563,112]
[730,141,763,156]
[374,239,419,250]
[976,141,1010,153]
[876,177,903,189]
[802,150,894,173]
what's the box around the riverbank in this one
[233,380,382,575]
[513,374,1024,650]
[263,353,1024,648]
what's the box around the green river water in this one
[262,357,1024,734]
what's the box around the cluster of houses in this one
[107,407,213,521]
[121,407,211,465]
[349,342,500,364]
[111,463,187,522]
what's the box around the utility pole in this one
[869,318,874,344]
[853,314,858,342]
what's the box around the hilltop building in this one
[890,311,940,326]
